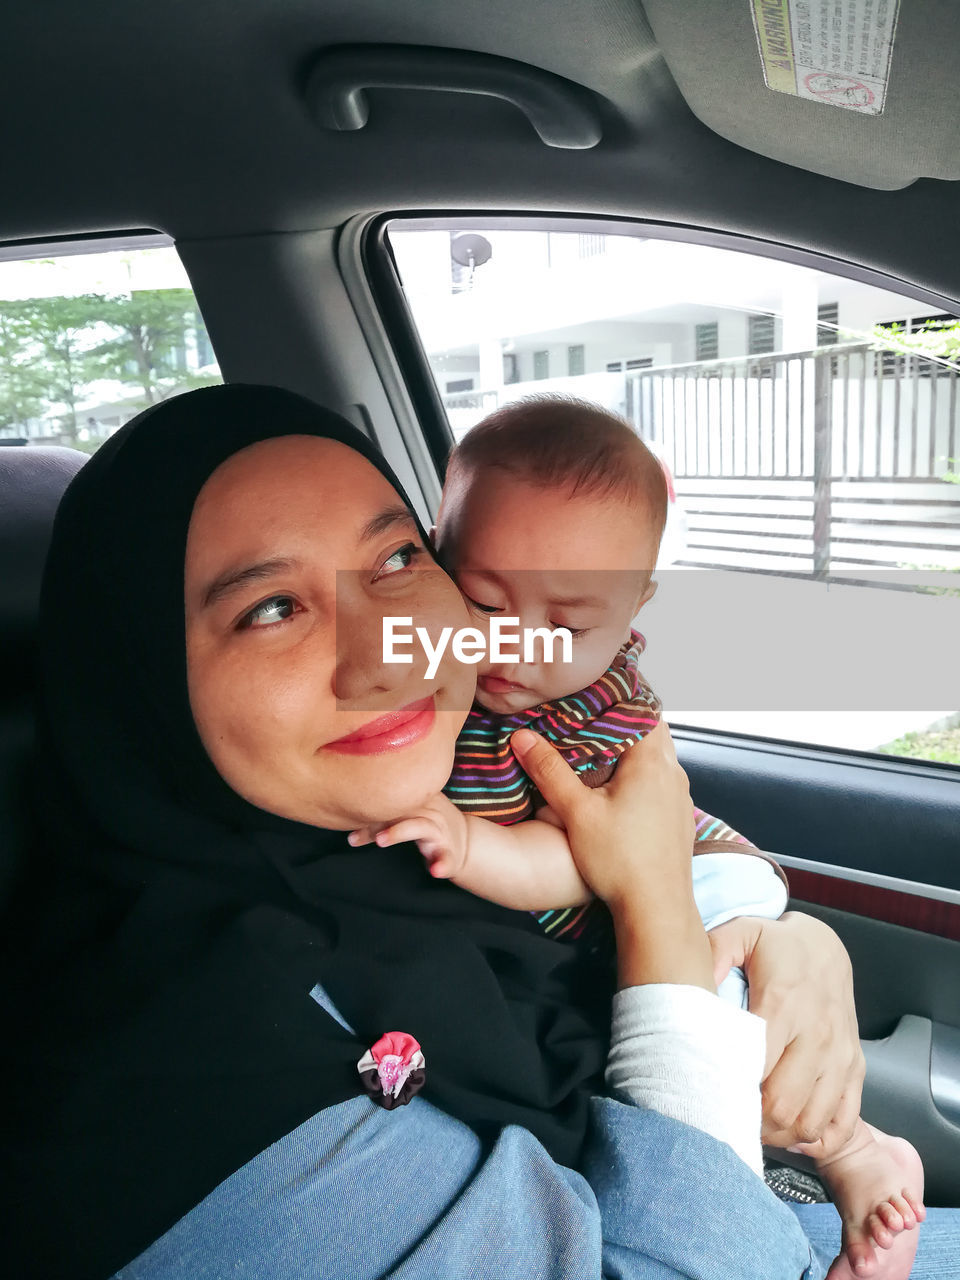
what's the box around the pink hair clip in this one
[357,1031,426,1109]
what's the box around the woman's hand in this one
[708,911,866,1155]
[511,723,713,991]
[512,722,694,911]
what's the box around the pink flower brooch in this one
[357,1031,426,1109]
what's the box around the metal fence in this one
[626,345,960,578]
[626,344,960,482]
[439,347,960,577]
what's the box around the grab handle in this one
[306,45,602,150]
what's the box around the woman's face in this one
[185,435,475,830]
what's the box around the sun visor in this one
[640,0,960,190]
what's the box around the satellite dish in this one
[450,233,493,270]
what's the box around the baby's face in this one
[435,471,660,714]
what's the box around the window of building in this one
[695,322,719,361]
[747,313,776,355]
[817,302,839,346]
[567,344,585,376]
[896,312,954,332]
[446,378,475,393]
[533,350,550,380]
[0,237,221,452]
[606,357,653,372]
[503,352,520,384]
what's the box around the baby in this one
[351,395,924,1280]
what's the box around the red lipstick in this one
[325,695,436,756]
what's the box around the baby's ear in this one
[627,579,657,638]
[635,578,658,613]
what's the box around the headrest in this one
[0,445,87,673]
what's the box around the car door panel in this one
[677,730,960,891]
[677,730,960,1203]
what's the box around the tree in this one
[0,288,218,445]
[0,308,47,433]
[4,294,107,441]
[872,317,960,369]
[873,319,960,489]
[89,289,214,408]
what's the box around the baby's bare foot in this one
[813,1120,924,1279]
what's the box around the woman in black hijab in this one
[1,384,876,1279]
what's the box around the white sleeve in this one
[605,984,766,1176]
[692,851,788,932]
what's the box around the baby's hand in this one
[348,794,469,880]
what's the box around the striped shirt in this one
[444,631,754,946]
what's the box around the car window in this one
[0,238,220,454]
[386,220,960,767]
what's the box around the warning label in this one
[751,0,900,115]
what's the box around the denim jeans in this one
[116,1093,847,1279]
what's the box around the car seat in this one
[0,443,87,905]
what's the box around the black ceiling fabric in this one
[2,2,960,301]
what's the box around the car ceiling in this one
[4,1,960,303]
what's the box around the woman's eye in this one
[551,623,589,639]
[374,542,425,580]
[238,595,300,629]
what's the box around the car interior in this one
[1,0,959,1210]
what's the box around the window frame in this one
[354,211,960,774]
[0,229,174,264]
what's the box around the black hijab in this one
[2,385,610,1279]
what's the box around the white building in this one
[391,228,955,440]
